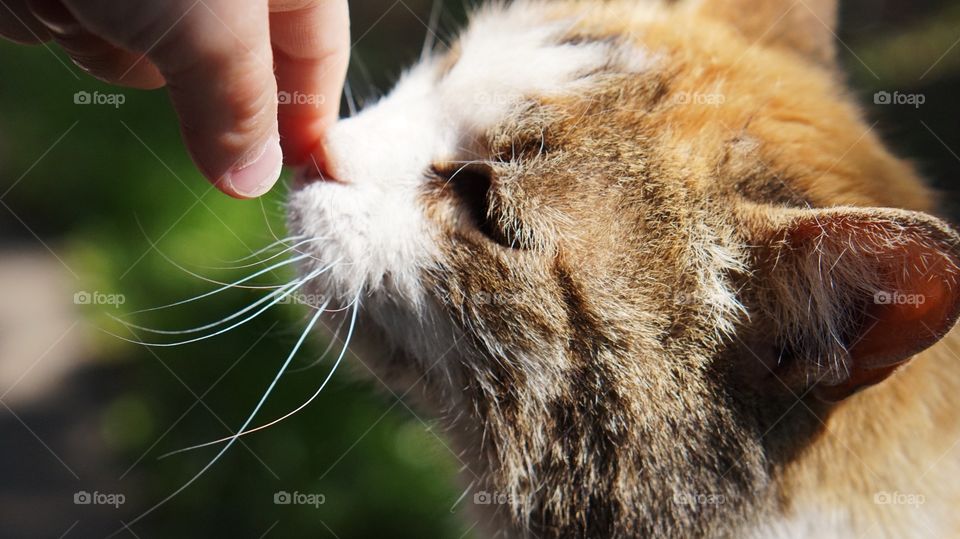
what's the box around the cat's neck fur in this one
[421,326,960,539]
[762,333,960,538]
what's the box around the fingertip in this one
[218,131,284,199]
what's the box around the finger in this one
[61,0,281,198]
[0,0,50,44]
[269,0,350,165]
[27,0,163,88]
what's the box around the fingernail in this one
[224,133,283,198]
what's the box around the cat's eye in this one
[430,162,517,248]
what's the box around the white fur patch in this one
[744,509,858,539]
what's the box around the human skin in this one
[0,0,350,198]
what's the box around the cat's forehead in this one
[400,4,659,133]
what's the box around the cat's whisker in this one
[197,237,324,271]
[158,292,360,458]
[288,311,347,373]
[439,159,490,190]
[421,0,444,61]
[344,79,358,117]
[257,197,292,249]
[156,249,296,292]
[137,218,306,292]
[111,293,333,537]
[144,238,310,292]
[105,281,301,348]
[128,253,312,315]
[350,51,381,103]
[108,282,302,336]
[106,263,338,347]
[217,235,306,264]
[316,299,360,314]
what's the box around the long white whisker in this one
[109,281,299,336]
[128,253,311,315]
[110,299,328,537]
[136,219,300,292]
[217,235,305,264]
[421,0,444,61]
[344,79,358,117]
[439,160,490,190]
[351,52,382,102]
[197,237,324,271]
[257,194,297,252]
[288,313,348,373]
[152,243,293,291]
[159,292,360,458]
[105,264,336,347]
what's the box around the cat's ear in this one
[746,207,960,402]
[693,0,838,66]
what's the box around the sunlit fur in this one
[288,1,960,537]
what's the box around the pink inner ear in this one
[816,258,960,402]
[783,212,960,402]
[852,272,958,369]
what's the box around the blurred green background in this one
[0,1,958,537]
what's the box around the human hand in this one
[0,0,350,198]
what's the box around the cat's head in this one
[288,0,960,534]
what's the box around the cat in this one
[287,0,960,537]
